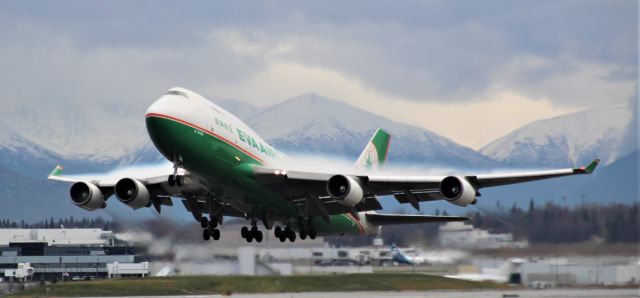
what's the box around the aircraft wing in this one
[251,159,599,214]
[47,165,244,218]
[469,158,599,188]
[47,165,173,187]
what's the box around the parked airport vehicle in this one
[446,258,526,284]
[48,87,598,243]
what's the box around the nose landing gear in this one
[167,154,185,187]
[168,174,184,187]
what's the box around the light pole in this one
[59,257,63,282]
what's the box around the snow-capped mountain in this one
[480,107,633,167]
[245,93,496,168]
[0,119,66,177]
[4,100,149,162]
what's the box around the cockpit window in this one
[167,90,188,98]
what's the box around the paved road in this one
[79,288,639,298]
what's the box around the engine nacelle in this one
[69,182,106,211]
[114,178,151,209]
[326,175,364,207]
[440,176,477,207]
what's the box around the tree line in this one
[0,216,113,230]
[1,201,637,245]
[327,201,639,247]
[471,200,639,243]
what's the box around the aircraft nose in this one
[145,88,196,161]
[145,88,191,117]
[145,95,171,117]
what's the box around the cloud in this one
[0,1,635,151]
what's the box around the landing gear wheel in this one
[209,219,218,229]
[284,226,296,242]
[278,235,286,242]
[274,226,283,238]
[250,226,263,243]
[168,175,175,187]
[309,228,317,240]
[299,229,307,240]
[202,229,210,241]
[288,230,296,242]
[241,226,249,238]
[211,229,220,240]
[176,175,184,186]
[200,217,209,229]
[246,233,253,243]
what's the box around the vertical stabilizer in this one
[354,129,391,170]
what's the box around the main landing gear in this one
[201,217,220,241]
[241,225,264,243]
[274,224,316,243]
[297,217,317,241]
[274,226,295,242]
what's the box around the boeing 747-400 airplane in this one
[48,87,599,243]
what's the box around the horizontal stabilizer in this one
[365,212,469,226]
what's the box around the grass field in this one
[10,274,504,297]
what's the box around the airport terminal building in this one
[0,229,148,281]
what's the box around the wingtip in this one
[585,158,600,174]
[48,165,64,177]
[576,158,600,174]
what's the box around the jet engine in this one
[440,176,477,207]
[114,178,151,209]
[326,175,364,207]
[69,182,106,211]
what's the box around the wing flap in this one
[290,195,383,216]
[393,190,443,204]
[365,213,469,226]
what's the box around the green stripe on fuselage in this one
[310,214,362,235]
[145,115,363,235]
[146,116,298,217]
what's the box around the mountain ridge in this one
[0,93,635,221]
[480,107,632,167]
[245,93,497,167]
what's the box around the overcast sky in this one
[0,1,637,149]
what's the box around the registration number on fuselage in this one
[193,129,204,136]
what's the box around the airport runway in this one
[80,288,639,298]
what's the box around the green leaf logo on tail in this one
[364,152,373,169]
[354,129,391,170]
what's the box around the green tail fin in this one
[353,129,391,170]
